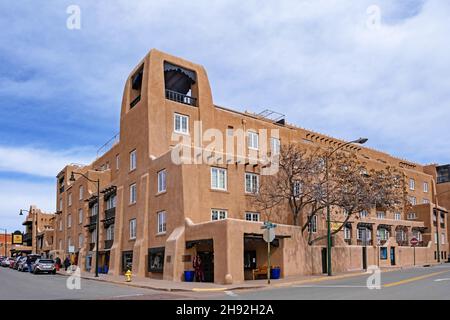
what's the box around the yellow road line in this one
[383,270,450,288]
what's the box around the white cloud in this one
[0,146,94,177]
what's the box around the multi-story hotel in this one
[51,49,450,284]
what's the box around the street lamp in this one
[70,171,101,277]
[19,209,37,254]
[325,137,368,276]
[434,189,450,263]
[0,228,7,257]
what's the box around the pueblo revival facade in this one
[53,49,450,284]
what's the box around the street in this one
[1,264,450,300]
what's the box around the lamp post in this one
[434,189,450,263]
[70,171,101,277]
[325,137,368,276]
[19,209,36,254]
[0,228,7,256]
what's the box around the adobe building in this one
[53,49,450,284]
[21,205,56,257]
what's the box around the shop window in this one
[122,251,133,272]
[244,251,257,270]
[148,247,165,273]
[380,247,388,260]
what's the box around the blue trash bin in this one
[184,270,195,282]
[103,266,109,274]
[270,267,281,279]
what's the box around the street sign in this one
[263,228,275,243]
[12,231,22,245]
[68,246,75,253]
[410,237,419,246]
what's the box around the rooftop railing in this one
[165,89,197,107]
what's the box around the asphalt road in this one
[214,264,450,300]
[0,266,193,300]
[2,264,450,300]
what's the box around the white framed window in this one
[211,209,227,221]
[129,219,137,239]
[377,228,389,241]
[59,219,63,231]
[211,167,227,191]
[116,154,120,170]
[270,137,280,155]
[357,228,371,241]
[130,149,137,171]
[307,215,317,233]
[293,181,302,197]
[67,214,72,228]
[78,234,83,248]
[91,229,97,244]
[157,211,167,234]
[157,170,167,193]
[413,230,422,241]
[440,213,445,224]
[59,198,63,211]
[106,194,116,210]
[245,173,259,194]
[409,196,417,205]
[360,210,368,218]
[409,178,415,190]
[376,211,386,219]
[407,212,417,220]
[441,233,445,245]
[245,212,260,222]
[130,183,137,204]
[247,131,259,150]
[68,193,72,206]
[423,182,428,193]
[423,199,430,204]
[79,186,84,200]
[106,224,114,241]
[78,209,83,224]
[174,113,189,134]
[343,209,349,218]
[344,227,351,240]
[394,212,401,220]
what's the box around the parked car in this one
[32,259,56,274]
[17,257,29,272]
[9,258,15,268]
[1,257,12,267]
[12,256,23,270]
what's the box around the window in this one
[435,232,438,244]
[376,211,386,219]
[441,233,445,245]
[211,167,227,190]
[423,182,428,193]
[79,186,84,200]
[226,126,233,136]
[116,154,120,171]
[78,234,83,248]
[68,193,72,206]
[59,219,63,231]
[106,194,116,210]
[174,113,189,134]
[130,183,137,204]
[396,230,406,242]
[271,137,280,155]
[245,212,260,222]
[148,247,165,273]
[157,170,167,193]
[308,215,317,233]
[130,149,137,171]
[440,213,445,224]
[413,230,422,241]
[67,214,72,228]
[407,212,417,220]
[360,210,368,218]
[380,247,388,260]
[344,227,351,240]
[157,211,166,234]
[377,228,389,241]
[423,199,430,204]
[78,209,83,224]
[211,209,227,221]
[293,181,302,197]
[245,173,259,194]
[247,131,259,150]
[409,196,417,205]
[106,224,114,241]
[409,178,415,190]
[394,212,401,220]
[91,203,98,216]
[357,228,371,241]
[129,219,137,239]
[343,209,349,218]
[59,198,63,211]
[91,229,97,244]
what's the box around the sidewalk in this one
[56,267,399,292]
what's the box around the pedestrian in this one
[193,254,204,282]
[55,256,61,271]
[64,256,71,271]
[26,256,32,273]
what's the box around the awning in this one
[357,222,374,229]
[164,62,196,83]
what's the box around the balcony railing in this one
[103,208,115,228]
[104,240,114,250]
[165,89,197,106]
[89,215,98,225]
[344,239,352,245]
[397,240,409,247]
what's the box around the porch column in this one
[109,186,124,276]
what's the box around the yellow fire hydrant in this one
[125,269,132,282]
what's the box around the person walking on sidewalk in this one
[64,256,71,271]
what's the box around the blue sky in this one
[0,0,449,231]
